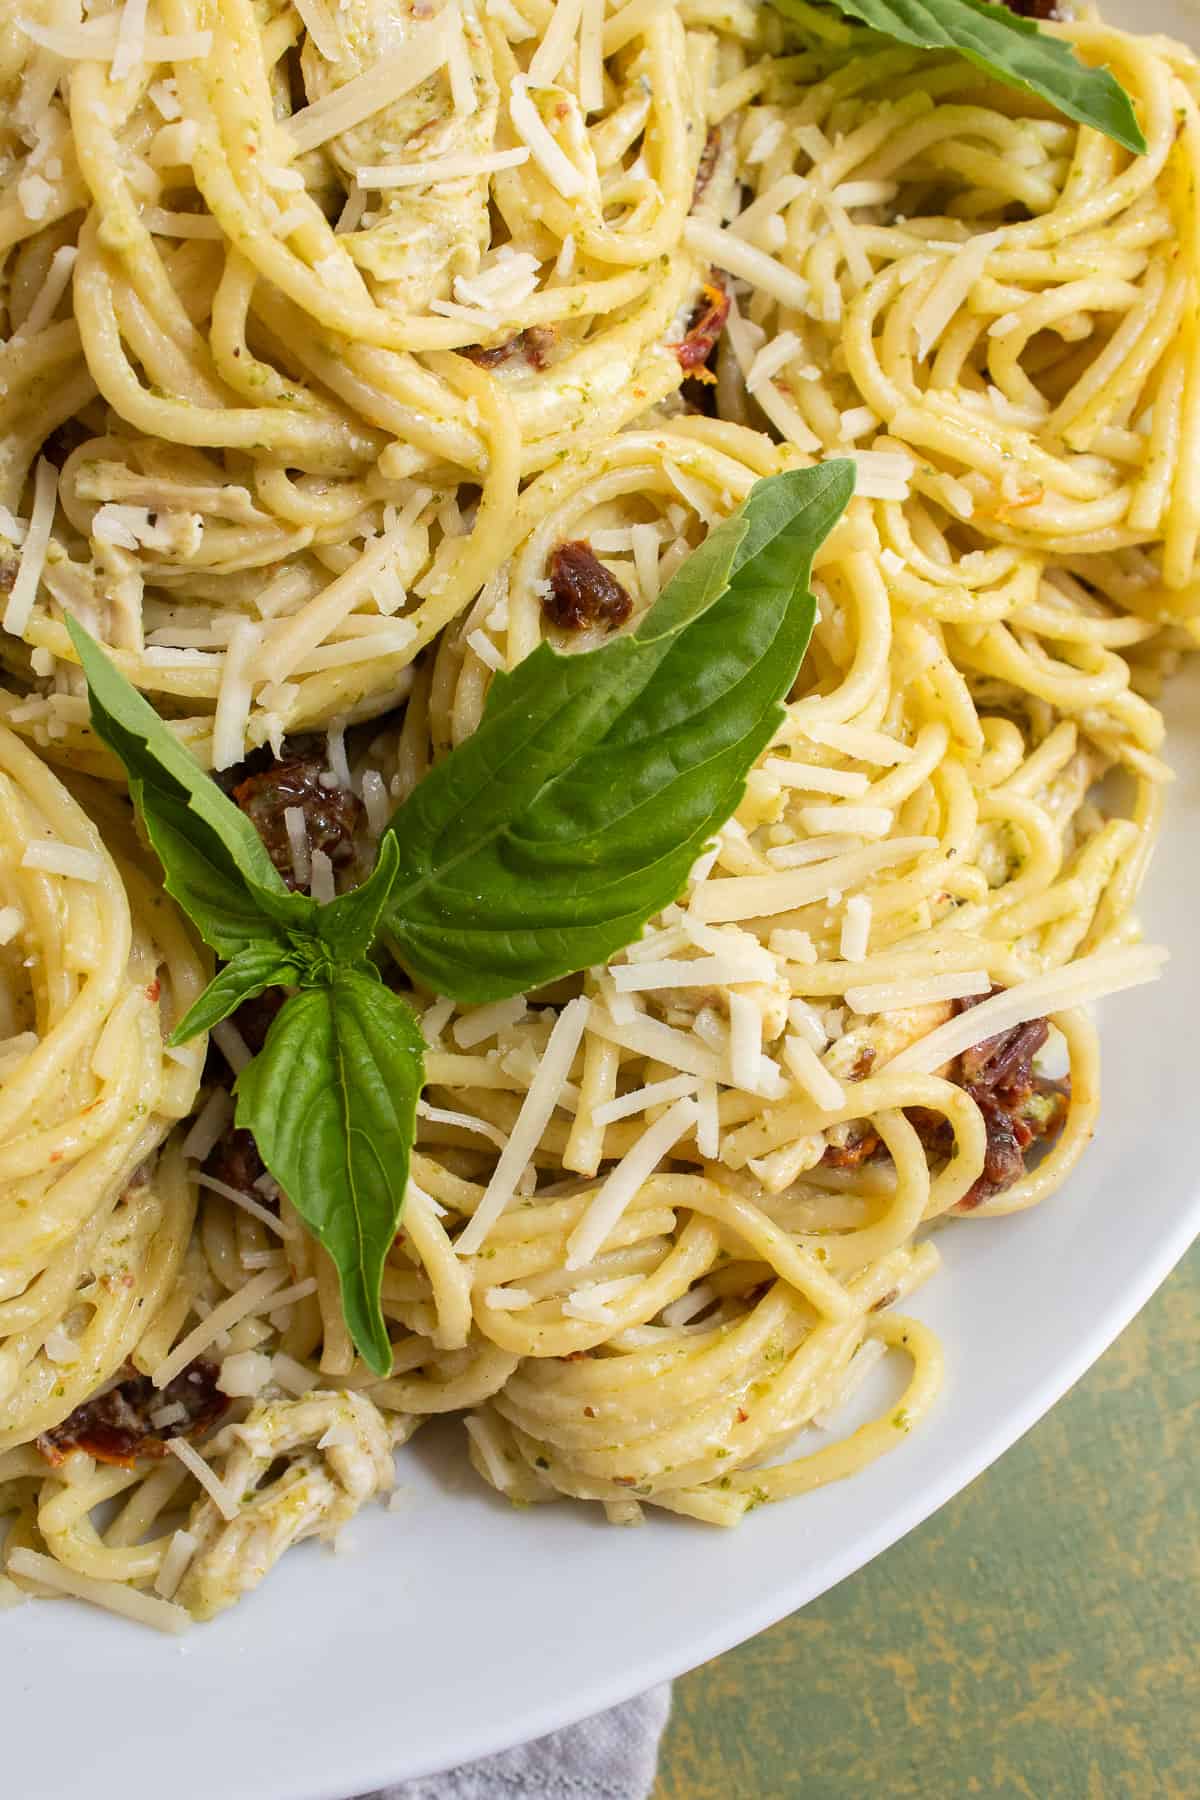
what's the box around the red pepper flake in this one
[145,978,161,1003]
[736,1407,749,1423]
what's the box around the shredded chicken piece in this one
[176,1392,394,1620]
[301,0,500,310]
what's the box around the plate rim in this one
[301,1206,1200,1798]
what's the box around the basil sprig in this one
[771,0,1146,156]
[67,462,853,1375]
[382,461,854,1000]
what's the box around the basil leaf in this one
[384,463,854,1001]
[67,619,306,958]
[235,972,425,1376]
[771,0,1145,155]
[171,944,302,1045]
[310,835,402,964]
[132,779,317,958]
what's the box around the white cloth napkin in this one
[363,1686,671,1800]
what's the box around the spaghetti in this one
[0,0,1192,1625]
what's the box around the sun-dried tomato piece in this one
[37,1362,228,1469]
[544,542,634,633]
[205,1125,268,1199]
[673,273,731,376]
[461,326,557,371]
[232,755,362,890]
[822,992,1069,1200]
[821,1120,882,1170]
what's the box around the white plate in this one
[7,22,1200,1799]
[7,669,1197,1800]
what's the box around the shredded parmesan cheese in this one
[798,805,894,838]
[845,969,992,1015]
[690,838,938,923]
[287,24,450,153]
[211,1018,252,1075]
[309,847,335,904]
[417,1099,509,1150]
[142,208,224,239]
[181,1088,234,1162]
[761,758,869,798]
[612,954,770,992]
[270,1354,316,1396]
[836,451,914,501]
[111,0,148,82]
[42,1327,80,1365]
[15,245,77,337]
[781,1034,845,1109]
[913,232,1003,361]
[217,1351,274,1398]
[579,0,604,111]
[20,840,102,882]
[154,1530,198,1601]
[292,0,341,59]
[166,1438,242,1521]
[456,997,591,1255]
[211,619,260,770]
[885,948,1167,1073]
[356,147,529,188]
[4,457,56,638]
[283,806,311,888]
[802,720,915,765]
[566,1097,699,1269]
[660,1283,716,1328]
[151,1269,289,1389]
[454,995,527,1048]
[588,1008,724,1082]
[840,895,872,962]
[484,1286,535,1311]
[194,1174,293,1238]
[444,3,475,114]
[527,0,583,86]
[727,991,762,1091]
[463,1412,513,1488]
[684,219,810,311]
[7,1549,190,1634]
[746,331,804,392]
[18,18,212,60]
[509,75,585,197]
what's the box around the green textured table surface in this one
[654,1244,1198,1800]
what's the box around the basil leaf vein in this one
[235,974,425,1378]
